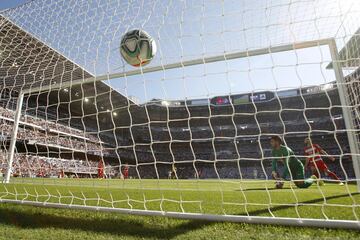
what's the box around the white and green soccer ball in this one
[120,29,157,67]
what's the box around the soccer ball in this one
[275,181,284,189]
[120,29,157,67]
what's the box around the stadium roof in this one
[337,28,360,68]
[0,15,134,110]
[327,28,360,69]
[0,15,92,90]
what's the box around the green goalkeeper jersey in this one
[271,145,305,180]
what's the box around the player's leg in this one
[292,165,314,188]
[310,165,319,178]
[319,161,343,184]
[294,179,314,188]
[325,170,343,184]
[98,168,103,179]
[310,165,325,186]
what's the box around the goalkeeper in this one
[270,136,316,188]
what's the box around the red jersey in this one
[98,161,104,169]
[304,144,323,163]
[98,161,104,178]
[122,165,129,179]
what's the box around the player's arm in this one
[271,157,280,180]
[302,147,310,170]
[279,155,291,179]
[272,155,287,180]
[316,144,335,161]
[279,147,295,180]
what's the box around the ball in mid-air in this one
[120,29,156,67]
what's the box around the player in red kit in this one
[122,164,129,179]
[98,160,104,179]
[304,138,343,185]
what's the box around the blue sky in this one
[0,0,28,10]
[1,0,360,103]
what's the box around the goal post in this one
[3,92,24,184]
[328,39,360,191]
[1,0,360,230]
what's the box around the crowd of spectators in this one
[0,151,109,178]
[0,151,354,180]
[127,116,345,144]
[122,159,355,180]
[0,119,104,153]
[0,106,99,142]
[0,88,356,181]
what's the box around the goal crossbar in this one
[22,38,336,95]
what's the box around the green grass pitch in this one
[0,178,359,239]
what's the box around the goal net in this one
[0,0,360,229]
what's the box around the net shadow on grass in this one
[0,192,358,238]
[243,192,360,217]
[0,203,209,239]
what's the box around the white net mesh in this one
[0,0,360,228]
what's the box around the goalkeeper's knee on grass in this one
[295,177,315,188]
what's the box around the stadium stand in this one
[0,81,355,180]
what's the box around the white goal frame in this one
[2,38,360,229]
